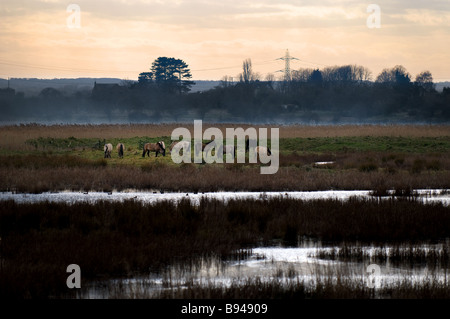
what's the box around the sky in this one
[0,0,449,81]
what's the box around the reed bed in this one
[1,197,450,298]
[97,263,450,299]
[313,242,450,268]
[1,124,449,150]
[1,164,449,194]
[151,274,450,299]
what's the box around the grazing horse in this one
[254,146,271,161]
[194,140,214,157]
[218,144,237,159]
[169,141,179,153]
[116,143,124,158]
[245,138,257,153]
[142,141,166,157]
[104,143,113,158]
[169,140,191,154]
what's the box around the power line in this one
[296,59,330,68]
[191,65,242,72]
[191,59,278,73]
[0,53,328,76]
[0,58,279,75]
[3,57,446,81]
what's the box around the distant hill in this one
[189,80,220,92]
[435,82,450,92]
[0,78,123,97]
[0,78,220,96]
[0,77,447,96]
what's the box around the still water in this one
[1,189,449,205]
[2,189,449,298]
[78,241,449,299]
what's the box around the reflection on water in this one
[78,240,450,299]
[2,189,448,298]
[1,189,450,206]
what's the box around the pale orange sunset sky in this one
[0,0,449,81]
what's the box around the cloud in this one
[0,0,449,80]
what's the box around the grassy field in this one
[1,123,448,149]
[0,124,449,193]
[1,124,449,299]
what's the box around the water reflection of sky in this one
[1,189,449,206]
[3,189,448,298]
[79,244,450,299]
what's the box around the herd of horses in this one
[103,139,271,159]
[103,143,124,158]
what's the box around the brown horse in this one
[104,143,113,158]
[169,140,191,154]
[116,143,124,158]
[169,141,179,153]
[142,141,166,157]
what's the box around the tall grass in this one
[1,124,449,151]
[0,154,107,169]
[1,164,449,193]
[313,242,450,268]
[102,265,450,299]
[1,197,450,298]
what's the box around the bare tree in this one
[240,58,254,84]
[351,65,372,82]
[415,71,434,92]
[376,65,411,85]
[321,65,372,83]
[375,68,393,83]
[220,75,234,88]
[265,73,275,88]
[291,68,313,82]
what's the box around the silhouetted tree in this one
[138,72,153,86]
[292,68,313,82]
[415,71,435,92]
[39,87,62,99]
[265,73,276,89]
[309,69,323,84]
[321,65,370,83]
[220,75,234,88]
[376,65,411,86]
[352,65,372,82]
[140,57,194,94]
[239,58,256,84]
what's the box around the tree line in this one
[0,56,449,124]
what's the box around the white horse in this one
[218,144,236,159]
[104,143,113,158]
[253,146,271,161]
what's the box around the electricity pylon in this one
[276,49,299,81]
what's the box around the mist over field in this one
[1,72,449,125]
